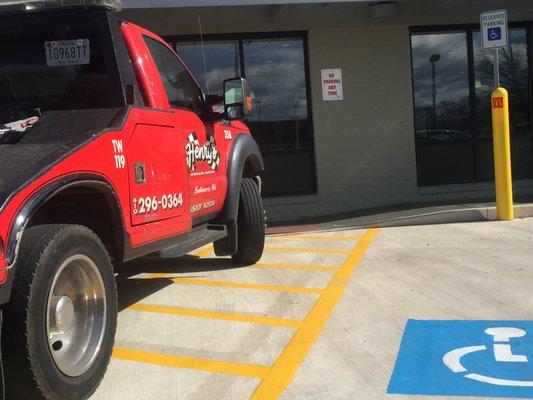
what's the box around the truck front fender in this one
[218,134,263,225]
[0,174,125,305]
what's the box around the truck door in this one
[139,32,228,223]
[120,23,193,245]
[126,117,188,228]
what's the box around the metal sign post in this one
[493,49,500,88]
[481,9,513,220]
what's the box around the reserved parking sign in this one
[481,10,508,49]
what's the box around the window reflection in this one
[411,32,475,186]
[473,29,530,139]
[412,32,471,142]
[176,41,240,95]
[243,39,309,151]
[473,29,532,181]
[174,35,316,197]
[412,27,533,186]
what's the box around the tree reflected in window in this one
[474,29,530,139]
[473,29,532,181]
[411,27,533,186]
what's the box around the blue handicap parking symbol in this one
[488,27,502,41]
[388,320,533,398]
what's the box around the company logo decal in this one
[493,97,504,109]
[186,132,220,172]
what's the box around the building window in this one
[175,40,240,96]
[243,38,310,152]
[412,32,474,186]
[411,25,533,187]
[173,32,317,197]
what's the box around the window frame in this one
[143,34,206,116]
[410,22,533,185]
[166,31,318,197]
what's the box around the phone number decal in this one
[133,194,183,215]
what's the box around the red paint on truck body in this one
[0,21,252,282]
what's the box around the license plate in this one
[45,39,90,67]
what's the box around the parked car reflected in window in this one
[416,129,472,142]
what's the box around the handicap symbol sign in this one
[388,320,533,398]
[488,27,502,42]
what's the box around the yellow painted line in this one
[250,229,380,399]
[269,234,361,242]
[113,348,269,378]
[252,263,340,272]
[128,303,302,328]
[148,273,323,295]
[170,277,323,294]
[264,246,351,255]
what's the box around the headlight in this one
[0,0,122,12]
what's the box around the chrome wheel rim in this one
[46,254,106,377]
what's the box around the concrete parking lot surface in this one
[91,218,533,400]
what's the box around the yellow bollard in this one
[491,87,514,220]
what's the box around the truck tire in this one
[2,224,117,400]
[231,178,265,265]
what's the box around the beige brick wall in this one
[121,2,533,222]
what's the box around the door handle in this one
[134,162,147,184]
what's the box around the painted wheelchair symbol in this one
[443,327,533,387]
[488,28,502,41]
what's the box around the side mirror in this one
[223,77,253,121]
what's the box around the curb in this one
[265,203,533,235]
[365,203,533,228]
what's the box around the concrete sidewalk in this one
[267,197,533,233]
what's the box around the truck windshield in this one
[0,12,124,122]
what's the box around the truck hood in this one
[0,108,123,212]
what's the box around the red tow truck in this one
[0,1,265,399]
